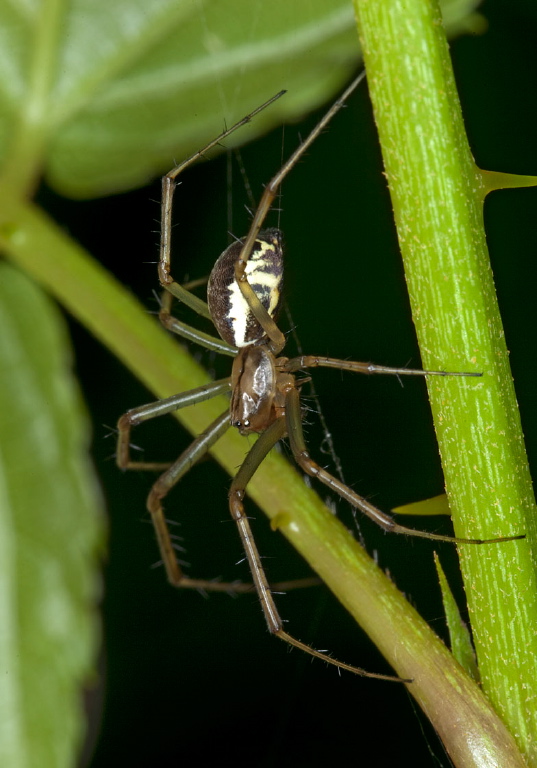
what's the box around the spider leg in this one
[284,387,522,545]
[283,355,482,378]
[228,417,407,681]
[182,275,210,292]
[146,411,234,589]
[118,384,319,594]
[159,290,237,356]
[233,71,367,353]
[117,379,230,471]
[158,92,286,308]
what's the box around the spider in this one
[117,71,519,680]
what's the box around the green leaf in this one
[434,553,479,681]
[0,263,104,768]
[1,0,363,199]
[393,492,451,516]
[1,0,483,200]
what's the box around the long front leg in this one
[158,92,285,311]
[233,72,367,353]
[283,355,481,378]
[228,419,406,681]
[284,387,522,546]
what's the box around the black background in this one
[37,1,537,765]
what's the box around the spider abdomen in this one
[207,228,283,348]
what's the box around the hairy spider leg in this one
[158,290,237,356]
[118,384,319,594]
[117,379,231,471]
[228,416,410,682]
[234,71,367,353]
[283,385,523,545]
[158,91,287,317]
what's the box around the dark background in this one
[38,1,537,765]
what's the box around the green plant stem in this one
[0,193,527,767]
[355,0,537,763]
